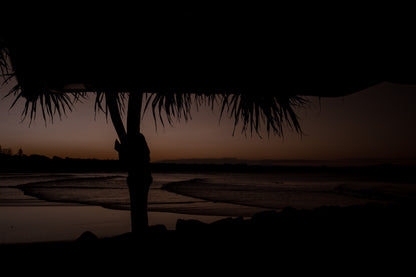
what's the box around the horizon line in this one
[3,153,415,166]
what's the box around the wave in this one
[21,186,127,190]
[17,176,125,188]
[161,178,405,210]
[16,176,214,213]
[15,173,414,217]
[0,173,74,179]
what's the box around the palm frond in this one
[144,92,195,130]
[94,91,127,120]
[220,93,306,137]
[6,85,76,124]
[0,37,15,86]
[0,38,8,78]
[1,37,78,124]
[143,90,306,137]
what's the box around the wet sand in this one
[2,203,415,275]
[0,205,225,244]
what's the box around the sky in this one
[1,80,416,165]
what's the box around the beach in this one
[0,172,260,243]
[2,202,415,275]
[0,169,415,274]
[1,169,416,241]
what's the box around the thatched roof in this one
[2,25,413,93]
[1,9,415,135]
[2,5,415,89]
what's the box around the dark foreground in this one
[1,203,415,274]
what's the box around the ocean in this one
[1,169,415,243]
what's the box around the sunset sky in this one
[1,80,416,165]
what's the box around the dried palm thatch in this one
[0,32,312,136]
[0,15,412,136]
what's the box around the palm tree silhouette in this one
[1,15,414,234]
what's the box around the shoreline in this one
[0,205,227,245]
[14,174,279,217]
[2,171,416,249]
[2,202,416,258]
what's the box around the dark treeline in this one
[0,153,123,173]
[0,152,415,183]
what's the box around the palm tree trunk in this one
[125,134,152,232]
[127,93,152,233]
[106,92,152,234]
